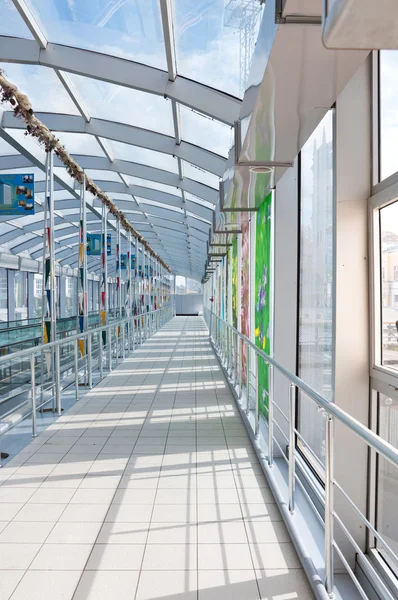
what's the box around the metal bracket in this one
[275,0,321,24]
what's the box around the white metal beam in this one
[11,0,47,49]
[0,37,241,125]
[1,111,226,176]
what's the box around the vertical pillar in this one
[28,272,35,320]
[116,220,121,355]
[7,270,15,322]
[101,204,109,367]
[77,173,88,380]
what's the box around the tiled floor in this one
[0,317,313,599]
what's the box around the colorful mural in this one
[241,221,250,383]
[232,237,238,329]
[255,193,272,415]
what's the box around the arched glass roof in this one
[0,0,263,281]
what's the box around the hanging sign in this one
[131,254,136,270]
[0,173,34,215]
[87,233,102,256]
[120,253,127,270]
[107,233,111,255]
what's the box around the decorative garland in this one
[0,69,171,272]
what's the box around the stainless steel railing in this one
[204,307,398,600]
[0,304,173,461]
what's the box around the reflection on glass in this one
[68,74,174,136]
[377,393,398,575]
[298,110,334,467]
[65,276,76,317]
[174,0,263,98]
[14,271,28,321]
[180,105,232,158]
[0,268,7,322]
[380,200,398,370]
[380,51,398,181]
[27,0,167,69]
[33,273,42,318]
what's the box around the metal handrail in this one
[205,308,398,469]
[0,304,174,463]
[205,307,398,599]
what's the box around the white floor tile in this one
[136,570,197,600]
[86,543,145,570]
[73,571,140,600]
[0,570,25,600]
[250,543,301,570]
[29,543,92,570]
[0,521,55,543]
[97,522,149,544]
[198,569,260,600]
[0,543,40,569]
[142,543,197,570]
[197,521,248,544]
[46,522,102,544]
[255,569,313,599]
[9,570,82,600]
[60,504,109,523]
[198,543,254,570]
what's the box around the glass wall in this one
[0,268,7,322]
[298,110,334,466]
[14,271,28,321]
[33,273,42,318]
[380,51,398,182]
[376,393,398,574]
[65,276,76,317]
[380,200,398,370]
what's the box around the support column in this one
[77,173,88,382]
[101,204,109,368]
[116,220,121,354]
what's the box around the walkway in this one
[0,317,312,600]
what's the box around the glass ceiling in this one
[0,0,264,280]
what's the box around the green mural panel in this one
[232,238,238,329]
[255,193,272,416]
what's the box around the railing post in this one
[246,344,250,416]
[268,365,274,467]
[31,353,37,438]
[254,353,259,438]
[75,338,79,401]
[288,382,296,514]
[325,415,335,597]
[87,332,92,389]
[238,337,242,399]
[108,326,113,372]
[55,347,61,416]
[99,331,103,380]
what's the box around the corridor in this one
[0,317,312,600]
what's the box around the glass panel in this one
[180,105,232,157]
[68,74,174,136]
[65,276,76,317]
[185,192,214,210]
[53,132,106,157]
[27,0,167,69]
[0,137,19,156]
[0,64,80,114]
[174,0,263,98]
[0,1,34,38]
[0,165,45,180]
[137,198,182,212]
[33,273,42,318]
[380,200,398,370]
[380,50,398,182]
[126,175,180,196]
[85,170,122,183]
[3,129,45,159]
[14,271,28,321]
[376,392,398,575]
[298,110,334,467]
[0,268,7,321]
[102,140,179,173]
[183,162,219,189]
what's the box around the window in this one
[33,273,42,318]
[0,268,7,322]
[14,271,28,321]
[376,393,398,575]
[65,276,76,317]
[298,110,334,467]
[380,200,398,370]
[380,51,398,182]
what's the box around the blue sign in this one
[107,234,111,256]
[87,233,101,256]
[120,253,127,270]
[0,173,34,215]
